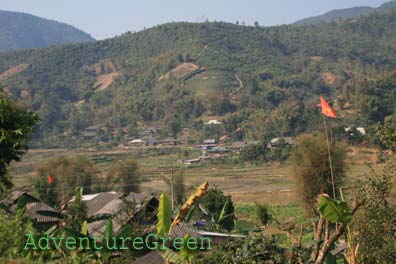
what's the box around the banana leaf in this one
[156,193,172,237]
[172,180,209,227]
[318,194,352,225]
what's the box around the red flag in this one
[320,96,337,118]
[47,174,54,185]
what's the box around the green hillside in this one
[0,10,94,52]
[0,9,395,146]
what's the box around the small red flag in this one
[47,174,54,185]
[320,96,337,118]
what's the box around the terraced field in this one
[184,69,240,97]
[9,145,388,205]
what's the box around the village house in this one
[64,191,160,238]
[180,158,201,165]
[204,119,222,125]
[158,138,179,146]
[344,126,366,136]
[81,125,100,139]
[128,136,158,146]
[207,146,230,153]
[134,223,245,264]
[219,135,229,144]
[203,139,216,145]
[269,137,293,148]
[229,141,260,152]
[0,189,61,229]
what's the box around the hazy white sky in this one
[0,0,388,39]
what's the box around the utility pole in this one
[171,164,174,210]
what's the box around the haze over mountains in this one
[0,10,95,52]
[294,0,396,25]
[0,4,395,145]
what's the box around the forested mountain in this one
[0,9,395,146]
[0,10,94,52]
[293,0,396,25]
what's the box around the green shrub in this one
[255,203,273,226]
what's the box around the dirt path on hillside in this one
[230,74,244,100]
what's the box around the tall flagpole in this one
[322,114,336,199]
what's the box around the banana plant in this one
[317,194,352,225]
[156,180,209,264]
[198,198,234,231]
[172,180,209,227]
[317,193,358,264]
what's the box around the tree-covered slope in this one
[0,10,395,145]
[293,0,396,25]
[0,10,95,52]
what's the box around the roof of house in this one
[1,189,60,224]
[25,202,60,223]
[0,189,38,208]
[125,192,149,205]
[158,138,179,143]
[82,132,97,137]
[129,139,146,144]
[207,146,229,153]
[134,251,166,264]
[270,137,293,145]
[168,223,202,240]
[356,127,366,135]
[203,139,216,144]
[86,192,160,238]
[68,192,119,217]
[205,120,222,125]
[229,141,248,149]
[197,230,245,238]
[184,158,201,163]
[219,135,229,141]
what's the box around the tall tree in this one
[34,156,95,205]
[104,159,140,194]
[290,134,347,214]
[0,84,39,193]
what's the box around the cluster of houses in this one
[179,137,295,165]
[0,187,244,263]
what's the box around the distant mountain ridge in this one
[0,10,95,52]
[293,0,396,25]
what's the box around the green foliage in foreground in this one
[196,233,285,264]
[353,163,396,264]
[0,84,39,193]
[376,116,396,152]
[0,209,32,260]
[318,194,352,224]
[199,189,235,231]
[255,203,273,226]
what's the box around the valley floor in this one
[10,145,391,206]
